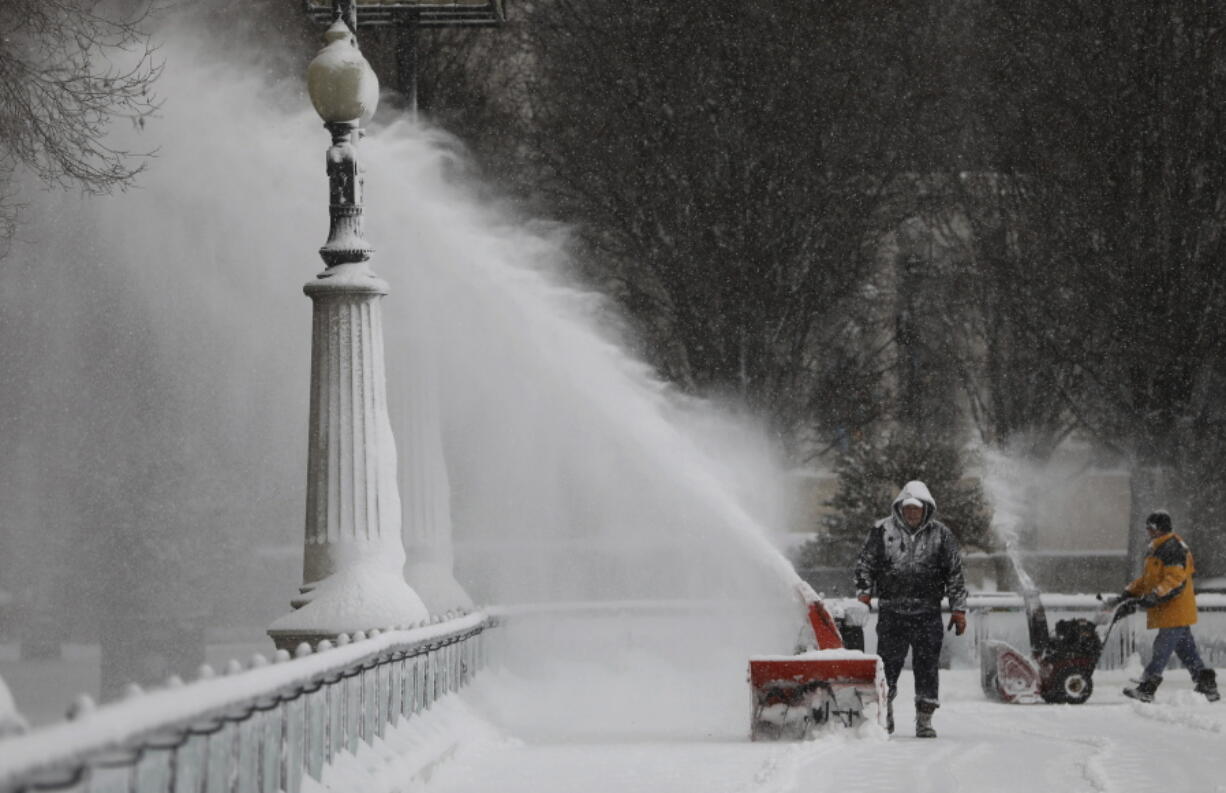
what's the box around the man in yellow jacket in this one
[1116,510,1219,703]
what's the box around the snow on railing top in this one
[0,610,490,787]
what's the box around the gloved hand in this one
[1104,590,1131,609]
[1138,592,1160,608]
[857,593,872,608]
[947,611,967,635]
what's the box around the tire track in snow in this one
[1077,737,1112,793]
[1016,730,1112,793]
[963,703,1213,793]
[784,732,959,793]
[937,708,1090,793]
[731,722,893,793]
[734,740,837,793]
[946,705,1123,793]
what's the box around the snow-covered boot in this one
[886,698,894,734]
[1195,669,1220,703]
[1123,676,1161,703]
[915,704,936,738]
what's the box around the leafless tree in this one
[0,0,162,249]
[448,0,975,451]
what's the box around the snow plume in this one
[979,446,1111,594]
[5,10,798,732]
[980,449,1040,593]
[354,125,801,606]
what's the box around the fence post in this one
[345,671,361,754]
[204,719,236,793]
[234,715,260,793]
[304,683,326,782]
[325,675,343,767]
[172,728,210,793]
[423,653,432,711]
[135,733,181,793]
[362,662,377,744]
[86,749,137,793]
[283,695,305,793]
[436,647,445,703]
[388,653,403,728]
[410,657,421,715]
[257,699,282,793]
[377,656,387,732]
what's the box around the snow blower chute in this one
[748,584,887,739]
[980,588,1136,704]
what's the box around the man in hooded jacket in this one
[854,480,968,738]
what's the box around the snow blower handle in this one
[1096,593,1140,629]
[1109,596,1141,622]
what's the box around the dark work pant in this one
[1142,626,1206,681]
[876,610,945,709]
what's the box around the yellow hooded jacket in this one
[1126,532,1197,629]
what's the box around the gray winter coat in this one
[853,480,968,616]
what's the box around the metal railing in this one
[962,593,1226,671]
[835,593,1226,671]
[0,612,494,793]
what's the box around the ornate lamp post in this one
[304,0,507,115]
[268,10,429,651]
[290,0,505,618]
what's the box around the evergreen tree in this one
[793,433,993,571]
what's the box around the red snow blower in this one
[748,584,887,739]
[980,588,1137,705]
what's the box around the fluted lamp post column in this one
[269,16,429,651]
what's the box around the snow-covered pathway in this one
[414,669,1224,793]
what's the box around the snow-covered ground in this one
[3,629,1223,793]
[331,662,1225,793]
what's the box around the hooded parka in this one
[854,480,968,616]
[1127,532,1198,629]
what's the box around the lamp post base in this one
[268,565,429,651]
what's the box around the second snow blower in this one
[980,588,1137,704]
[748,584,887,739]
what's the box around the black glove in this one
[1138,592,1160,608]
[1105,591,1129,608]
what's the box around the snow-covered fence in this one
[828,593,1226,671]
[962,594,1141,669]
[0,612,494,793]
[898,593,1226,670]
[964,593,1226,669]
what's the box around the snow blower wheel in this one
[1043,667,1093,705]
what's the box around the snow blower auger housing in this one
[980,589,1136,705]
[748,585,887,739]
